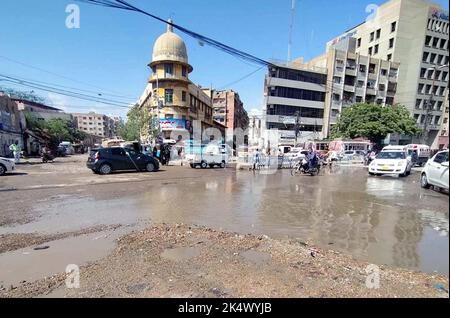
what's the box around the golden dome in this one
[151,20,189,66]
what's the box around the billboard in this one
[159,118,191,130]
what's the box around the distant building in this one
[12,98,72,122]
[307,37,400,138]
[436,88,449,149]
[328,0,449,146]
[248,110,263,147]
[72,112,118,139]
[263,60,328,146]
[202,89,249,148]
[138,20,224,143]
[0,94,24,157]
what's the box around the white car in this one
[188,144,229,169]
[420,150,449,191]
[368,149,412,177]
[0,157,15,175]
[284,148,307,161]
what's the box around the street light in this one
[422,64,449,144]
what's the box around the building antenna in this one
[287,0,296,62]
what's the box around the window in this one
[111,148,125,156]
[414,114,420,121]
[420,68,427,78]
[415,99,422,109]
[182,66,187,77]
[439,86,446,96]
[387,54,392,61]
[357,80,364,87]
[381,69,387,76]
[355,96,363,103]
[368,63,376,73]
[418,83,424,94]
[437,55,444,64]
[430,53,436,63]
[422,52,429,62]
[182,91,187,102]
[437,101,443,110]
[359,64,366,73]
[374,44,379,54]
[370,32,375,42]
[164,63,173,76]
[333,76,341,84]
[433,151,449,164]
[432,37,439,47]
[434,116,441,125]
[379,84,386,91]
[425,35,432,46]
[368,47,373,55]
[389,38,394,49]
[164,89,173,103]
[440,40,446,49]
[357,38,361,47]
[376,29,381,39]
[391,21,397,32]
[332,93,340,101]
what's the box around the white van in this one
[368,145,413,177]
[189,144,229,169]
[406,144,431,166]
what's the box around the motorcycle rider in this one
[307,147,319,171]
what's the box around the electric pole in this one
[294,110,301,146]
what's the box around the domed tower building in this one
[139,20,224,143]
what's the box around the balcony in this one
[344,85,356,93]
[345,68,357,76]
[368,73,377,80]
[366,88,376,95]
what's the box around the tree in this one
[0,87,46,104]
[118,104,154,141]
[331,103,420,148]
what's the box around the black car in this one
[87,147,159,175]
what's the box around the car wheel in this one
[399,172,407,177]
[369,172,375,176]
[190,163,194,168]
[0,164,6,176]
[146,162,156,172]
[200,161,208,169]
[420,173,431,189]
[99,163,112,175]
[220,161,226,168]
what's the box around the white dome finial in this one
[167,19,173,33]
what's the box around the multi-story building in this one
[262,59,328,146]
[72,112,114,138]
[248,109,264,147]
[12,98,72,122]
[328,0,449,146]
[436,88,449,149]
[206,89,249,148]
[138,20,224,143]
[0,94,24,157]
[308,37,400,138]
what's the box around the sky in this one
[0,0,448,118]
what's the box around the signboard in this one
[159,118,189,130]
[331,30,357,46]
[279,116,296,125]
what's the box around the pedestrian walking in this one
[9,141,21,163]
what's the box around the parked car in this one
[87,147,159,175]
[406,144,431,166]
[368,146,413,177]
[59,142,75,155]
[420,150,449,191]
[0,157,15,175]
[284,148,307,161]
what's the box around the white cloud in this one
[47,93,69,111]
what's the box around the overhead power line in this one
[0,74,133,109]
[75,0,273,67]
[0,54,137,99]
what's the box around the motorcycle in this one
[290,157,321,176]
[41,151,55,163]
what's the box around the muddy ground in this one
[1,224,448,298]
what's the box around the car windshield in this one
[377,151,406,159]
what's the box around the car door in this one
[109,148,130,170]
[428,152,448,186]
[125,149,146,170]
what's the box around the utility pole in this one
[294,110,301,146]
[287,0,296,62]
[327,80,334,139]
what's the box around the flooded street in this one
[1,160,448,287]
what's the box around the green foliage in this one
[331,103,420,146]
[118,104,155,141]
[25,112,86,148]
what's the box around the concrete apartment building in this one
[0,94,24,157]
[262,60,328,146]
[437,88,449,149]
[308,37,400,138]
[328,0,449,146]
[138,20,226,143]
[72,112,117,138]
[208,89,249,147]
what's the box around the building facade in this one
[328,0,449,146]
[138,20,223,143]
[72,112,118,138]
[308,37,400,138]
[263,60,328,146]
[0,94,24,157]
[207,89,249,148]
[13,98,72,122]
[436,88,449,149]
